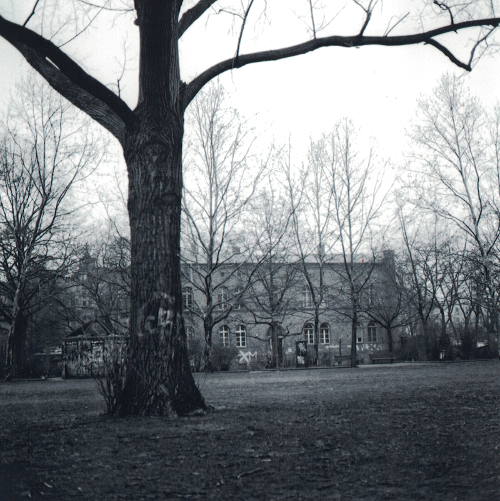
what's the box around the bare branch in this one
[59,2,108,48]
[467,27,497,68]
[0,16,135,142]
[23,0,41,27]
[235,0,255,62]
[183,16,500,109]
[353,0,378,37]
[309,0,317,39]
[178,0,218,38]
[434,1,454,25]
[75,0,133,12]
[425,39,471,70]
[384,12,409,37]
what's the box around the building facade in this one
[182,250,401,369]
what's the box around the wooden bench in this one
[370,356,397,364]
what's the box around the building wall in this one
[183,255,401,369]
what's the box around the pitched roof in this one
[65,318,115,339]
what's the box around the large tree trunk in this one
[110,1,205,416]
[114,109,205,416]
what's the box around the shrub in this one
[92,340,127,414]
[211,344,238,371]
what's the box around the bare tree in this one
[364,251,412,355]
[397,207,457,358]
[243,184,298,369]
[326,119,387,367]
[283,137,337,364]
[409,74,500,354]
[181,81,264,370]
[68,237,131,334]
[0,74,102,380]
[0,0,499,413]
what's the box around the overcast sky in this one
[1,1,500,166]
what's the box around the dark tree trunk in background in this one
[5,313,27,380]
[203,313,214,372]
[387,325,393,355]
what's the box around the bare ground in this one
[1,361,500,501]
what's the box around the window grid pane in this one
[235,325,246,347]
[303,290,313,309]
[219,326,230,347]
[182,287,193,309]
[304,323,314,344]
[218,289,229,310]
[320,323,330,344]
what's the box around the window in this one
[304,322,314,344]
[235,325,246,347]
[217,288,229,310]
[303,288,313,308]
[367,322,377,342]
[319,323,330,344]
[182,287,193,310]
[182,266,194,282]
[368,284,375,305]
[219,325,230,346]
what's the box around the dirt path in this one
[1,362,499,500]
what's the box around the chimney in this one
[383,249,395,269]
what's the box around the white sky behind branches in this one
[1,1,500,202]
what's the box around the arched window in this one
[217,287,229,310]
[367,322,377,342]
[320,323,330,344]
[304,322,314,344]
[219,325,230,347]
[235,325,246,347]
[182,287,193,310]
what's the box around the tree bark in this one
[203,313,214,372]
[114,105,205,415]
[313,309,320,365]
[387,325,393,355]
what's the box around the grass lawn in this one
[1,361,500,500]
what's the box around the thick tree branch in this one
[425,39,470,70]
[183,16,500,110]
[0,15,135,142]
[178,0,218,38]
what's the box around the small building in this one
[62,318,126,378]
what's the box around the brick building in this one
[182,250,401,369]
